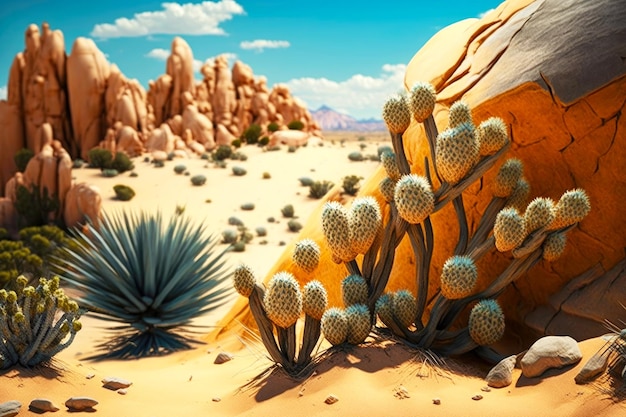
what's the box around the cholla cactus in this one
[477,117,509,156]
[264,272,302,329]
[408,82,436,123]
[1,276,81,369]
[293,239,321,273]
[542,232,567,261]
[548,189,591,230]
[468,299,505,346]
[493,159,524,198]
[381,151,401,182]
[435,123,480,184]
[349,197,382,255]
[440,256,478,300]
[379,177,396,202]
[341,274,369,307]
[494,207,526,252]
[524,197,555,233]
[322,202,355,264]
[392,290,417,328]
[321,308,348,346]
[394,174,435,224]
[382,94,411,134]
[233,264,256,297]
[448,101,473,129]
[345,304,371,344]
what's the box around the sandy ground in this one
[2,131,625,416]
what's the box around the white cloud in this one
[285,64,407,120]
[478,8,496,18]
[240,40,290,52]
[0,85,6,101]
[91,0,245,38]
[145,48,237,74]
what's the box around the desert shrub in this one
[342,175,363,196]
[14,148,35,173]
[267,122,280,132]
[240,202,255,211]
[191,175,207,186]
[14,185,59,228]
[377,145,393,159]
[281,204,295,218]
[72,159,85,169]
[88,148,113,169]
[113,184,135,201]
[242,124,262,144]
[287,220,303,233]
[298,177,314,186]
[231,151,248,161]
[232,166,247,176]
[255,226,267,237]
[267,145,281,152]
[232,241,246,252]
[111,152,134,173]
[287,145,297,153]
[287,120,304,130]
[0,275,82,369]
[348,151,364,162]
[101,169,119,178]
[60,211,233,358]
[228,216,244,226]
[167,152,175,161]
[174,164,187,174]
[153,160,165,168]
[200,152,211,160]
[221,229,238,244]
[262,172,271,179]
[213,145,232,161]
[231,139,242,148]
[259,136,270,146]
[309,180,334,199]
[130,171,138,177]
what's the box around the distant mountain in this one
[311,106,386,132]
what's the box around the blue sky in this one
[0,0,502,119]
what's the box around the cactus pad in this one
[392,289,417,328]
[341,274,369,306]
[440,256,478,300]
[408,82,436,123]
[435,122,480,184]
[548,189,591,230]
[448,101,473,129]
[321,307,348,346]
[302,280,328,320]
[263,272,303,328]
[382,94,411,134]
[394,174,435,224]
[469,299,505,346]
[293,239,321,273]
[321,201,355,263]
[492,158,524,198]
[379,177,396,202]
[232,264,256,298]
[494,207,526,252]
[543,232,567,261]
[381,151,401,181]
[375,293,395,328]
[524,197,555,233]
[345,304,372,344]
[349,196,382,254]
[477,117,508,156]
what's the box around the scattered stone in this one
[64,397,98,411]
[521,336,582,378]
[85,373,95,379]
[117,389,128,395]
[481,386,492,392]
[575,352,609,384]
[486,355,517,388]
[325,394,339,405]
[212,397,221,403]
[0,401,21,417]
[432,398,441,405]
[102,376,133,390]
[472,394,483,401]
[29,398,59,413]
[214,352,234,364]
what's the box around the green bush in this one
[242,124,262,144]
[231,139,242,148]
[262,172,271,179]
[231,151,248,161]
[348,151,364,162]
[281,204,295,218]
[72,159,85,169]
[232,166,247,176]
[111,152,134,173]
[174,164,187,174]
[298,177,314,186]
[287,219,303,232]
[14,185,59,228]
[14,148,34,172]
[240,202,255,211]
[59,211,233,359]
[191,175,207,186]
[213,145,232,161]
[287,120,305,130]
[88,148,113,169]
[113,184,136,201]
[259,136,270,146]
[0,275,82,369]
[101,169,119,178]
[342,175,363,196]
[267,122,280,133]
[309,180,334,199]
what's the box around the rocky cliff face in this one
[311,106,386,131]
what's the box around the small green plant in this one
[88,148,113,169]
[201,152,211,160]
[288,145,297,153]
[14,185,59,228]
[231,151,248,161]
[241,202,255,211]
[213,145,232,161]
[228,216,244,226]
[348,151,364,162]
[191,175,207,186]
[0,275,82,369]
[113,184,135,201]
[232,166,247,176]
[231,139,242,148]
[153,160,165,168]
[72,159,85,169]
[308,180,334,199]
[298,177,314,187]
[222,229,238,244]
[242,124,262,144]
[267,122,280,133]
[288,220,303,233]
[255,226,267,237]
[101,169,119,178]
[259,136,270,146]
[174,164,187,174]
[287,120,304,130]
[281,204,295,218]
[342,175,363,196]
[111,152,134,173]
[60,211,233,359]
[14,148,35,173]
[262,172,271,179]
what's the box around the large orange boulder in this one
[215,0,626,344]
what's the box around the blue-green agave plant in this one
[60,211,233,359]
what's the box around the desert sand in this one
[1,133,624,417]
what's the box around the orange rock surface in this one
[215,0,626,345]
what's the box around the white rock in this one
[521,336,582,378]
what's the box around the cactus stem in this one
[453,196,469,255]
[297,314,322,367]
[391,132,412,176]
[423,114,443,184]
[248,285,284,366]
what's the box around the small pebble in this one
[214,352,234,364]
[0,400,21,417]
[325,394,339,405]
[481,386,491,392]
[85,374,95,379]
[212,397,221,402]
[394,386,410,399]
[102,376,133,390]
[65,397,98,411]
[29,398,59,412]
[472,394,483,401]
[432,398,441,405]
[117,389,128,395]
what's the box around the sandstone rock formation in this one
[215,0,626,346]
